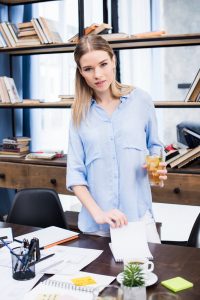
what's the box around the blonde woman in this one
[67,35,167,241]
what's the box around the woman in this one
[67,35,167,242]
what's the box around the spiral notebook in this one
[23,271,115,300]
[110,221,153,262]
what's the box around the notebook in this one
[110,221,153,262]
[15,226,79,249]
[23,271,116,300]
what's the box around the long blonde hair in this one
[73,35,133,126]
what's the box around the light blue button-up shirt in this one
[67,88,162,234]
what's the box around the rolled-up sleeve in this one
[66,121,88,192]
[146,101,163,156]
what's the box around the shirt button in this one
[110,137,113,141]
[112,157,115,160]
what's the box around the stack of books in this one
[0,77,21,104]
[0,137,31,158]
[68,23,112,42]
[184,68,200,102]
[0,18,62,47]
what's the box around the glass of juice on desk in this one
[146,155,164,187]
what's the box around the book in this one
[23,271,115,300]
[3,77,21,103]
[15,226,79,249]
[0,77,10,103]
[38,17,63,44]
[161,277,193,292]
[0,22,16,47]
[131,30,166,38]
[68,23,112,43]
[185,68,200,102]
[182,127,200,148]
[25,152,56,160]
[3,136,31,144]
[31,18,49,44]
[0,23,12,47]
[165,148,189,166]
[169,146,200,168]
[110,221,153,262]
[17,21,33,29]
[99,32,131,41]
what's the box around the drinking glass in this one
[146,155,163,187]
[149,292,180,300]
[93,285,123,300]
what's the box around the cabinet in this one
[0,0,199,205]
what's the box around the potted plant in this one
[122,262,146,300]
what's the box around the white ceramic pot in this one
[122,285,146,300]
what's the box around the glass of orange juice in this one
[146,155,163,187]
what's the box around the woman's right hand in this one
[94,208,128,228]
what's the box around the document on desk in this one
[0,266,42,300]
[15,226,79,248]
[110,221,153,262]
[0,227,13,244]
[0,244,103,275]
[36,245,103,275]
[23,271,115,300]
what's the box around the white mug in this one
[124,258,154,279]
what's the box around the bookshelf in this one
[0,0,199,205]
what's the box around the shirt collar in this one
[90,94,129,106]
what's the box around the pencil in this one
[29,253,55,266]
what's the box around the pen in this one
[29,253,55,266]
[0,236,8,240]
[14,238,46,250]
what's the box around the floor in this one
[60,195,200,241]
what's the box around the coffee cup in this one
[124,258,154,279]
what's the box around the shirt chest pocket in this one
[122,137,146,152]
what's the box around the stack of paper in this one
[110,221,153,262]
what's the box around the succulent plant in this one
[123,262,145,287]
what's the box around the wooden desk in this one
[0,221,200,299]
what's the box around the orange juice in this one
[146,155,163,187]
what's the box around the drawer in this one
[151,173,200,206]
[0,162,28,189]
[0,161,72,195]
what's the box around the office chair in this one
[162,213,200,248]
[6,188,68,229]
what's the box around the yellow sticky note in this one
[71,276,97,286]
[161,277,193,292]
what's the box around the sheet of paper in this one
[0,244,103,275]
[15,226,79,248]
[0,227,13,244]
[0,266,43,300]
[36,246,103,274]
[110,221,153,261]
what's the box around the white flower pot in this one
[122,285,146,300]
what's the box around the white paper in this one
[15,226,79,248]
[110,221,153,262]
[0,244,103,275]
[0,266,42,300]
[0,227,13,244]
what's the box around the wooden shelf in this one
[0,155,67,166]
[154,101,200,108]
[0,101,73,108]
[0,33,199,56]
[1,100,200,109]
[0,0,60,5]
